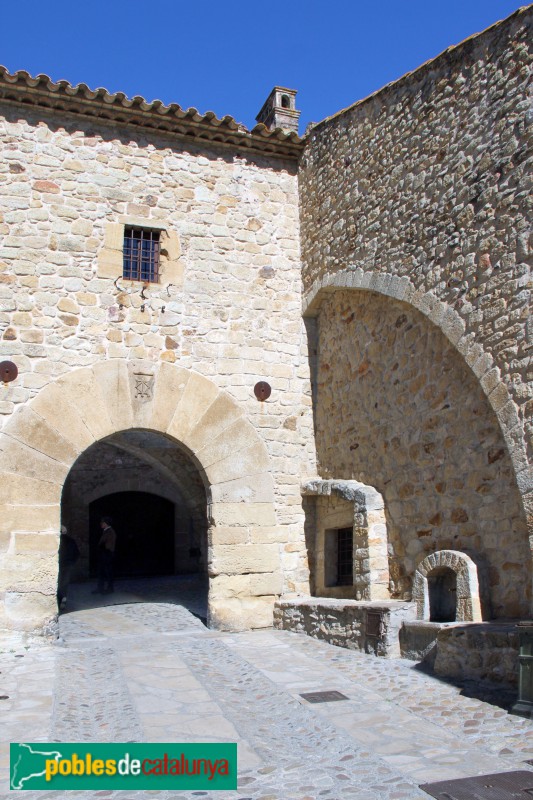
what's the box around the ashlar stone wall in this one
[0,106,315,631]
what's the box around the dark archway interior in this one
[61,429,208,588]
[89,492,175,578]
[428,567,457,622]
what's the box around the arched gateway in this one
[0,360,279,632]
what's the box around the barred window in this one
[123,227,160,283]
[336,527,353,586]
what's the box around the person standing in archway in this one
[93,517,117,595]
[57,525,80,609]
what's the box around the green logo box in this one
[10,742,237,791]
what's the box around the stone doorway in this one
[61,429,208,594]
[0,360,280,632]
[413,550,482,623]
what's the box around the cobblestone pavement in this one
[1,578,532,800]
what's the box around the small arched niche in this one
[413,550,482,622]
[427,566,457,622]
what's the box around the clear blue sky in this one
[1,1,525,132]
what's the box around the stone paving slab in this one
[1,598,532,800]
[224,630,533,783]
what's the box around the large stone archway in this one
[303,268,530,506]
[303,272,531,619]
[0,360,279,632]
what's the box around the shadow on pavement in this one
[59,574,208,621]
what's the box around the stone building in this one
[0,6,531,652]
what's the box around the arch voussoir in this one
[165,371,221,446]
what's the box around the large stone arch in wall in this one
[303,268,531,619]
[304,268,530,503]
[0,360,278,632]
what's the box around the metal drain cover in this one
[299,690,349,703]
[420,771,533,800]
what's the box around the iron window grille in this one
[123,227,160,283]
[336,527,353,586]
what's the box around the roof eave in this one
[0,68,303,160]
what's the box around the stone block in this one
[0,473,61,506]
[149,363,191,433]
[0,550,58,593]
[3,590,57,631]
[93,360,134,432]
[1,504,60,534]
[56,368,114,441]
[208,526,249,546]
[209,543,279,574]
[160,229,184,286]
[208,573,250,599]
[6,406,80,465]
[210,473,275,504]
[206,442,272,486]
[185,392,244,454]
[167,371,220,444]
[249,571,283,596]
[14,531,59,554]
[250,526,290,544]
[208,595,274,631]
[210,502,277,528]
[0,434,69,486]
[27,380,95,454]
[196,417,262,468]
[103,222,123,250]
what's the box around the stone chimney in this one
[256,87,300,134]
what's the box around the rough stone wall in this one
[299,8,532,616]
[314,290,529,618]
[274,597,416,657]
[0,105,316,620]
[400,620,519,689]
[299,8,532,508]
[433,623,519,687]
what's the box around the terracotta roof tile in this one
[0,66,302,159]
